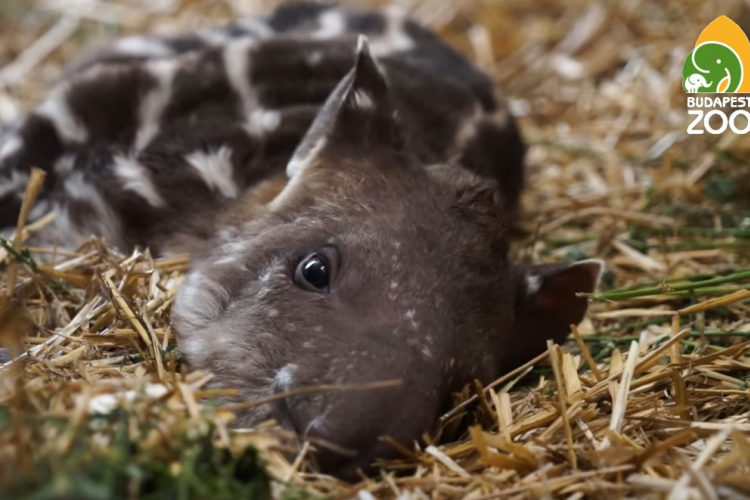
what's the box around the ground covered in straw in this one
[2,0,750,498]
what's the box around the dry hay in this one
[2,0,750,498]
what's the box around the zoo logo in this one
[682,16,750,93]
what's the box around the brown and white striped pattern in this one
[0,2,523,254]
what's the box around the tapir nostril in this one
[275,397,359,474]
[304,423,361,477]
[272,399,298,433]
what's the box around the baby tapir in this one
[0,3,603,479]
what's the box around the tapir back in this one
[0,3,523,253]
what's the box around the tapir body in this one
[0,3,602,479]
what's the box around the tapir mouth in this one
[272,398,297,433]
[273,398,361,477]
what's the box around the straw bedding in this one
[2,0,750,498]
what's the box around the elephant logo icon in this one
[682,16,750,93]
[684,72,713,93]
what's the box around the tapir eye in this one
[294,247,338,293]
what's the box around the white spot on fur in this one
[350,89,375,110]
[216,228,237,242]
[135,59,178,149]
[63,171,92,200]
[304,413,326,436]
[311,10,346,38]
[36,87,88,144]
[0,169,28,199]
[112,156,164,207]
[197,29,231,46]
[405,309,419,330]
[223,39,256,112]
[44,204,83,249]
[234,19,273,37]
[390,280,399,290]
[258,260,281,283]
[370,31,414,57]
[219,238,248,256]
[245,108,281,137]
[0,135,22,162]
[213,253,242,266]
[369,6,414,57]
[27,198,50,222]
[306,50,323,66]
[526,275,542,295]
[450,105,483,160]
[235,258,284,300]
[58,173,125,249]
[114,36,173,58]
[274,363,297,391]
[54,154,75,175]
[185,146,238,198]
[211,235,247,265]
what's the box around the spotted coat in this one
[0,3,523,254]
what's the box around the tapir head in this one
[171,37,602,480]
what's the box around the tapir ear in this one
[503,259,605,370]
[286,35,404,179]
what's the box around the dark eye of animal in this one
[296,253,331,293]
